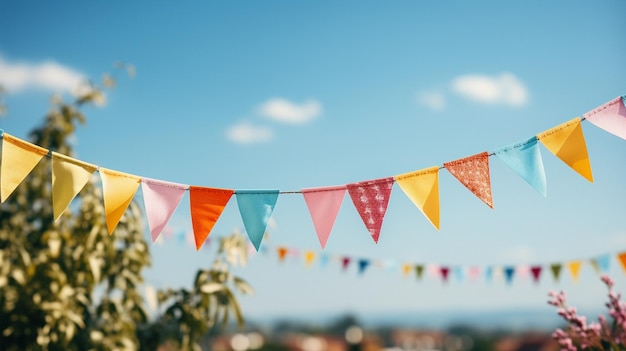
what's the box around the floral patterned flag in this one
[395,166,440,230]
[584,95,626,140]
[301,185,346,249]
[189,186,233,250]
[444,152,494,208]
[99,168,141,234]
[142,178,187,243]
[1,133,49,202]
[538,117,593,182]
[51,152,97,221]
[347,177,395,243]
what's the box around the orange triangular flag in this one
[1,133,49,202]
[618,252,626,273]
[51,152,97,221]
[537,117,593,182]
[277,247,289,262]
[567,261,582,282]
[395,166,440,230]
[444,152,494,208]
[99,168,141,234]
[189,186,234,250]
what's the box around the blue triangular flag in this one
[591,254,611,273]
[495,136,547,197]
[504,266,515,285]
[358,259,370,275]
[235,190,279,251]
[319,253,330,268]
[454,266,464,282]
[485,266,493,283]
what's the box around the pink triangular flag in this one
[141,178,187,243]
[584,96,626,140]
[444,151,494,208]
[301,185,346,250]
[347,177,395,243]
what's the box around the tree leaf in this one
[199,282,224,294]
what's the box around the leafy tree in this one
[0,66,252,350]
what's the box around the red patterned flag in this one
[347,177,395,243]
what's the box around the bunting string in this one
[0,95,625,251]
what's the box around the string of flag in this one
[252,245,626,285]
[0,95,625,253]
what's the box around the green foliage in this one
[0,68,251,350]
[139,232,254,351]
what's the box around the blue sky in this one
[1,1,626,326]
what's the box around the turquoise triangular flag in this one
[235,190,279,251]
[319,253,330,268]
[591,254,611,273]
[495,136,547,197]
[454,266,464,282]
[485,266,493,283]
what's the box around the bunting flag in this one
[341,257,351,271]
[584,95,626,140]
[402,264,412,276]
[189,186,233,250]
[235,190,279,251]
[304,251,316,266]
[99,168,141,234]
[504,266,515,285]
[347,177,395,243]
[319,253,330,268]
[444,152,494,208]
[618,252,626,273]
[358,259,370,275]
[277,247,289,262]
[440,266,450,283]
[591,254,611,273]
[394,166,440,230]
[0,133,49,203]
[301,185,346,249]
[550,263,562,282]
[454,266,464,282]
[485,266,493,283]
[468,266,480,282]
[537,117,594,183]
[495,137,547,197]
[415,265,425,280]
[142,178,188,243]
[568,261,582,282]
[51,152,97,221]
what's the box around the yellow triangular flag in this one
[51,152,97,221]
[537,117,593,182]
[1,133,49,202]
[567,260,582,282]
[304,251,316,267]
[394,166,440,230]
[99,168,140,234]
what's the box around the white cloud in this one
[451,72,528,106]
[257,98,322,124]
[0,55,86,94]
[416,91,445,111]
[226,121,273,144]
